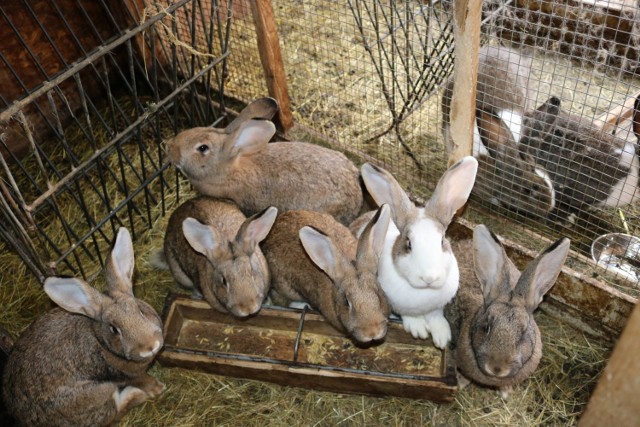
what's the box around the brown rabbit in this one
[2,228,164,426]
[155,196,276,317]
[449,225,570,397]
[166,97,363,225]
[261,205,391,344]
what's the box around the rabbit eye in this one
[221,276,229,290]
[109,325,120,335]
[484,323,491,334]
[344,296,351,309]
[197,144,209,154]
[405,237,411,252]
[441,237,444,248]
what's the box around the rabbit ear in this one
[226,97,279,134]
[237,206,278,251]
[182,217,225,258]
[105,227,135,295]
[356,203,391,270]
[633,94,640,140]
[515,237,570,312]
[476,110,518,157]
[472,225,517,305]
[361,163,416,230]
[44,277,105,319]
[427,156,478,227]
[223,119,276,159]
[299,226,350,283]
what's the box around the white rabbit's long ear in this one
[427,156,478,227]
[182,217,225,259]
[105,227,135,295]
[223,119,276,159]
[44,277,105,319]
[361,163,416,230]
[515,237,570,312]
[226,97,279,134]
[299,227,349,283]
[473,225,515,305]
[237,206,278,251]
[356,204,391,271]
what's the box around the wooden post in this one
[251,0,293,134]
[448,0,481,166]
[578,300,640,426]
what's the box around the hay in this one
[1,195,612,425]
[0,0,630,424]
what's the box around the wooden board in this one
[158,295,457,403]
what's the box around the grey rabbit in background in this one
[520,95,640,222]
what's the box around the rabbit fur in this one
[449,225,570,397]
[351,157,478,349]
[159,196,276,317]
[520,95,640,221]
[442,45,555,219]
[261,205,391,344]
[166,97,363,225]
[2,228,164,427]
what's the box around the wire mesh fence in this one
[223,0,640,296]
[2,0,640,296]
[0,0,232,282]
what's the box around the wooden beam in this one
[592,90,640,133]
[251,0,294,134]
[448,0,481,166]
[579,299,640,425]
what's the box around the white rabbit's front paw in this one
[425,313,451,349]
[402,315,430,340]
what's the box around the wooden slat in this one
[250,0,294,134]
[447,0,481,166]
[578,299,640,425]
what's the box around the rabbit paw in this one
[498,385,513,399]
[425,314,451,349]
[402,315,430,340]
[130,374,166,398]
[113,386,148,412]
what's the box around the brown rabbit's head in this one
[166,97,279,183]
[469,225,569,380]
[299,205,391,343]
[182,206,277,317]
[44,228,163,362]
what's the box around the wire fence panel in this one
[0,0,233,282]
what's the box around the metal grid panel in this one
[224,0,640,295]
[0,0,232,282]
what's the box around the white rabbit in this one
[351,157,478,348]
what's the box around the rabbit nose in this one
[419,273,442,288]
[484,363,511,378]
[139,340,163,358]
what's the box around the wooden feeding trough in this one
[158,295,458,403]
